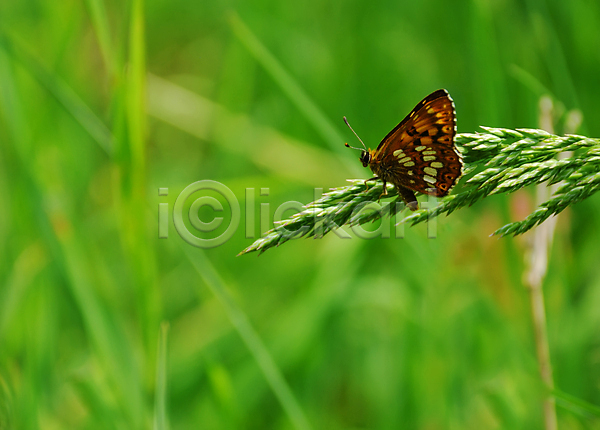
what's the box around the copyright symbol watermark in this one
[158,181,440,249]
[166,180,240,249]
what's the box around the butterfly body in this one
[346,89,463,211]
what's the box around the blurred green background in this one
[1,0,600,428]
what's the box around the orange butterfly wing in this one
[370,89,462,197]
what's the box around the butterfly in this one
[344,89,463,211]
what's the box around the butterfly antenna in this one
[343,116,367,151]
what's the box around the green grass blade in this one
[524,0,582,118]
[126,0,146,171]
[553,388,600,418]
[146,74,350,186]
[58,228,145,427]
[153,322,170,430]
[228,13,362,177]
[0,34,113,155]
[509,64,554,100]
[0,37,29,145]
[182,245,313,430]
[84,0,118,77]
[0,46,144,426]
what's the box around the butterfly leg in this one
[363,176,379,192]
[376,180,389,202]
[396,185,419,211]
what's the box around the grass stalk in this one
[524,97,558,430]
[240,127,600,255]
[523,98,581,429]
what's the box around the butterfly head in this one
[359,150,371,167]
[344,142,371,167]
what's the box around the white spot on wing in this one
[424,167,437,176]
